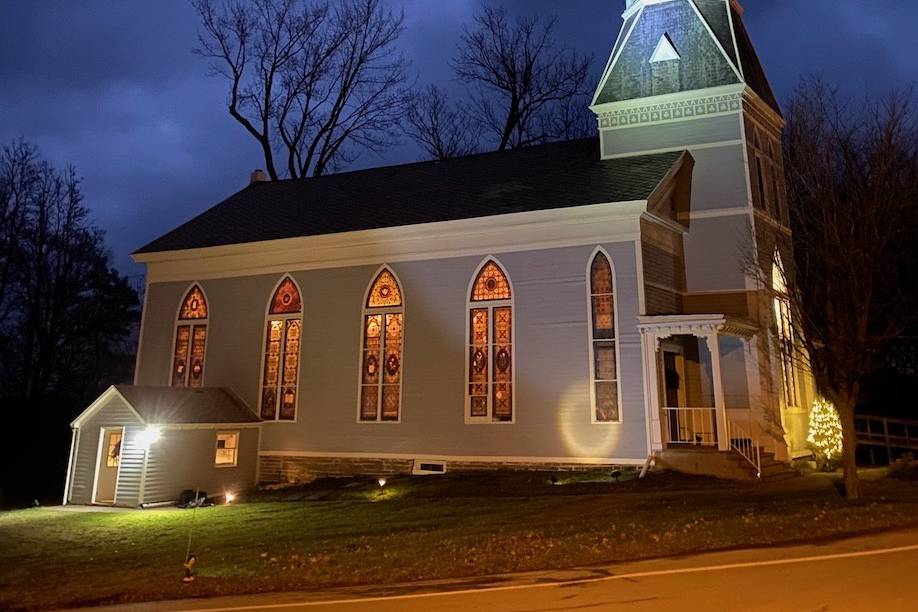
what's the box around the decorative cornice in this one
[595,90,743,129]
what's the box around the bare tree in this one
[193,0,410,179]
[0,140,36,324]
[771,79,918,499]
[452,5,593,151]
[405,85,479,160]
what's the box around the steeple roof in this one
[593,0,780,116]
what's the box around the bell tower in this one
[591,1,813,459]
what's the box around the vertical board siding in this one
[114,425,146,507]
[68,394,142,505]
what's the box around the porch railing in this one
[726,417,761,478]
[662,407,718,447]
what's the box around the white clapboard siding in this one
[68,393,143,505]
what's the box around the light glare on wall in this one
[138,426,162,450]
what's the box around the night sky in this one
[2,0,916,277]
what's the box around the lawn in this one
[2,469,918,611]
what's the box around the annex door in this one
[93,427,123,504]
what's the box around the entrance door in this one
[94,428,123,504]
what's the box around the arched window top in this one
[179,285,208,320]
[772,251,787,294]
[471,260,511,302]
[269,276,302,314]
[590,251,613,295]
[367,268,402,308]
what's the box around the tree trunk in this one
[835,392,862,501]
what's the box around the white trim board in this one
[135,201,650,283]
[258,450,646,466]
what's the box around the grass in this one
[2,469,918,611]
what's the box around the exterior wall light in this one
[138,425,162,450]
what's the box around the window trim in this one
[356,265,405,424]
[464,257,516,425]
[170,283,209,388]
[586,246,624,424]
[257,274,304,424]
[214,431,240,468]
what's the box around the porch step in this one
[656,449,799,481]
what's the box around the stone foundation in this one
[257,455,625,485]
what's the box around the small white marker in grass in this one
[377,478,386,488]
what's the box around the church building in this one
[64,0,813,506]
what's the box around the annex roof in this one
[113,386,260,425]
[135,139,683,255]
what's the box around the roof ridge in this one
[260,137,600,186]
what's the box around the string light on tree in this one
[807,397,843,469]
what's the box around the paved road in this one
[111,528,918,612]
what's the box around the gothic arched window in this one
[588,249,620,422]
[772,253,798,407]
[359,267,404,422]
[467,259,513,423]
[260,276,303,421]
[172,284,208,388]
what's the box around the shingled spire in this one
[593,0,780,115]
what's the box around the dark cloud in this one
[1,0,915,276]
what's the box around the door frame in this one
[660,341,689,446]
[91,426,124,505]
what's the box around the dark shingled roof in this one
[594,0,781,116]
[730,4,781,116]
[135,139,683,255]
[115,386,261,424]
[595,0,741,105]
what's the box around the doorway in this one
[93,427,123,504]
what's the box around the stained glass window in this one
[467,259,513,422]
[360,268,404,421]
[260,277,303,421]
[270,277,302,314]
[179,285,208,320]
[773,254,798,407]
[367,269,402,308]
[589,251,619,422]
[471,261,511,301]
[172,285,208,387]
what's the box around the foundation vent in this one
[412,460,447,475]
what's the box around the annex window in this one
[772,253,799,407]
[259,276,303,421]
[215,431,239,466]
[359,268,404,422]
[467,259,513,423]
[172,285,208,388]
[588,250,620,422]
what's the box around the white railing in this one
[662,407,718,447]
[726,417,761,478]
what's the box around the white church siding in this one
[136,241,650,469]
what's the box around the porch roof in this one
[637,314,757,339]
